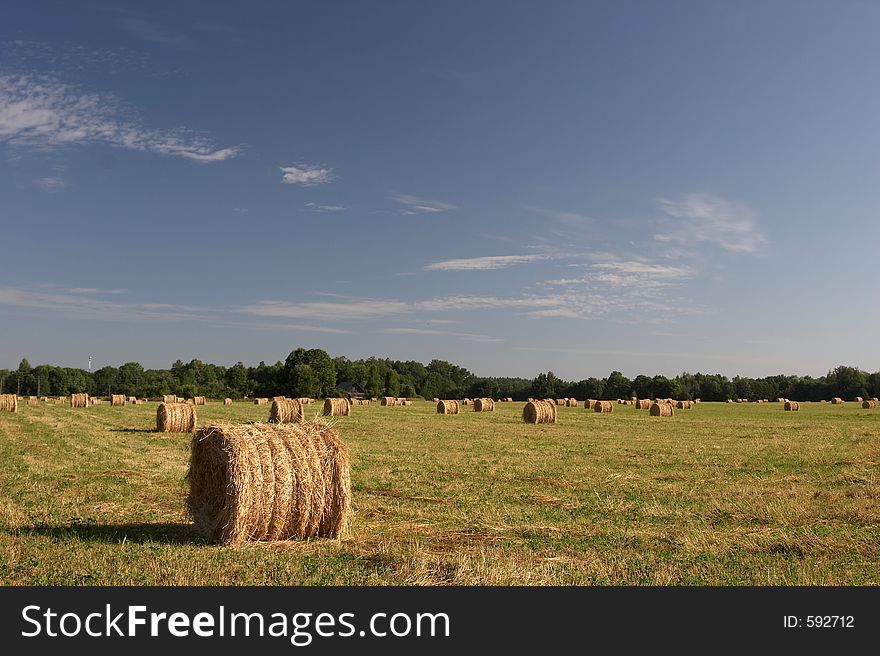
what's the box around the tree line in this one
[2,350,878,403]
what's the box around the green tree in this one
[365,362,384,398]
[384,368,401,397]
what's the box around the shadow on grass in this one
[20,522,204,545]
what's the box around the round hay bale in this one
[110,394,126,407]
[862,400,877,409]
[565,398,578,407]
[163,394,176,404]
[128,396,137,404]
[676,400,693,409]
[224,398,233,405]
[254,398,269,405]
[473,398,495,412]
[0,394,18,413]
[323,397,350,417]
[594,400,614,413]
[194,396,207,406]
[270,398,304,424]
[650,402,674,417]
[583,399,597,410]
[636,399,651,410]
[156,402,197,433]
[784,401,800,411]
[855,396,864,402]
[437,400,459,414]
[522,400,557,424]
[403,400,413,406]
[27,395,38,406]
[186,420,351,544]
[462,398,471,406]
[831,397,844,404]
[381,396,395,406]
[70,393,89,408]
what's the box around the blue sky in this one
[1,1,878,379]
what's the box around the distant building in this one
[336,381,365,399]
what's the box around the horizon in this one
[2,1,879,380]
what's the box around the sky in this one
[1,0,879,380]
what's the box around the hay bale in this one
[636,399,651,410]
[522,400,557,424]
[862,400,877,409]
[0,394,18,413]
[676,400,693,409]
[27,395,38,406]
[110,394,126,407]
[437,400,459,414]
[323,397,350,417]
[650,402,674,417]
[784,401,800,411]
[128,396,137,404]
[776,397,785,403]
[855,396,864,402]
[224,398,233,405]
[583,399,597,410]
[156,402,197,433]
[831,397,844,404]
[565,398,578,407]
[70,393,89,408]
[594,400,614,413]
[91,398,103,405]
[462,398,471,406]
[381,396,395,406]
[194,396,207,406]
[186,420,351,543]
[254,398,269,405]
[270,398,304,424]
[473,398,495,412]
[403,400,413,406]
[57,396,66,404]
[163,395,176,404]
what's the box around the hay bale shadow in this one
[19,522,203,545]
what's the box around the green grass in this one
[1,399,879,585]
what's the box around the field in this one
[1,400,878,585]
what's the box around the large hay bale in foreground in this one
[156,402,197,433]
[187,421,351,544]
[0,394,18,413]
[270,398,304,424]
[474,398,495,412]
[594,400,613,413]
[323,397,350,417]
[110,394,126,407]
[437,400,459,414]
[71,393,89,408]
[784,401,800,411]
[636,399,651,410]
[650,402,674,417]
[381,396,395,406]
[522,400,557,424]
[862,400,877,409]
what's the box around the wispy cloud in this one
[525,205,591,227]
[0,74,240,162]
[117,17,195,49]
[232,207,249,213]
[305,202,346,212]
[67,287,128,295]
[35,176,65,192]
[655,194,767,254]
[394,194,457,214]
[380,327,501,342]
[425,254,551,271]
[280,164,334,186]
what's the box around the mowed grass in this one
[1,400,878,585]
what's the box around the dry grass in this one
[186,420,351,544]
[156,402,197,433]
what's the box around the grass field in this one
[1,400,878,585]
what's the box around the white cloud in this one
[525,205,592,226]
[67,287,128,294]
[305,202,346,212]
[425,254,549,271]
[0,74,240,162]
[35,176,64,192]
[656,194,767,253]
[394,194,457,213]
[280,164,333,186]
